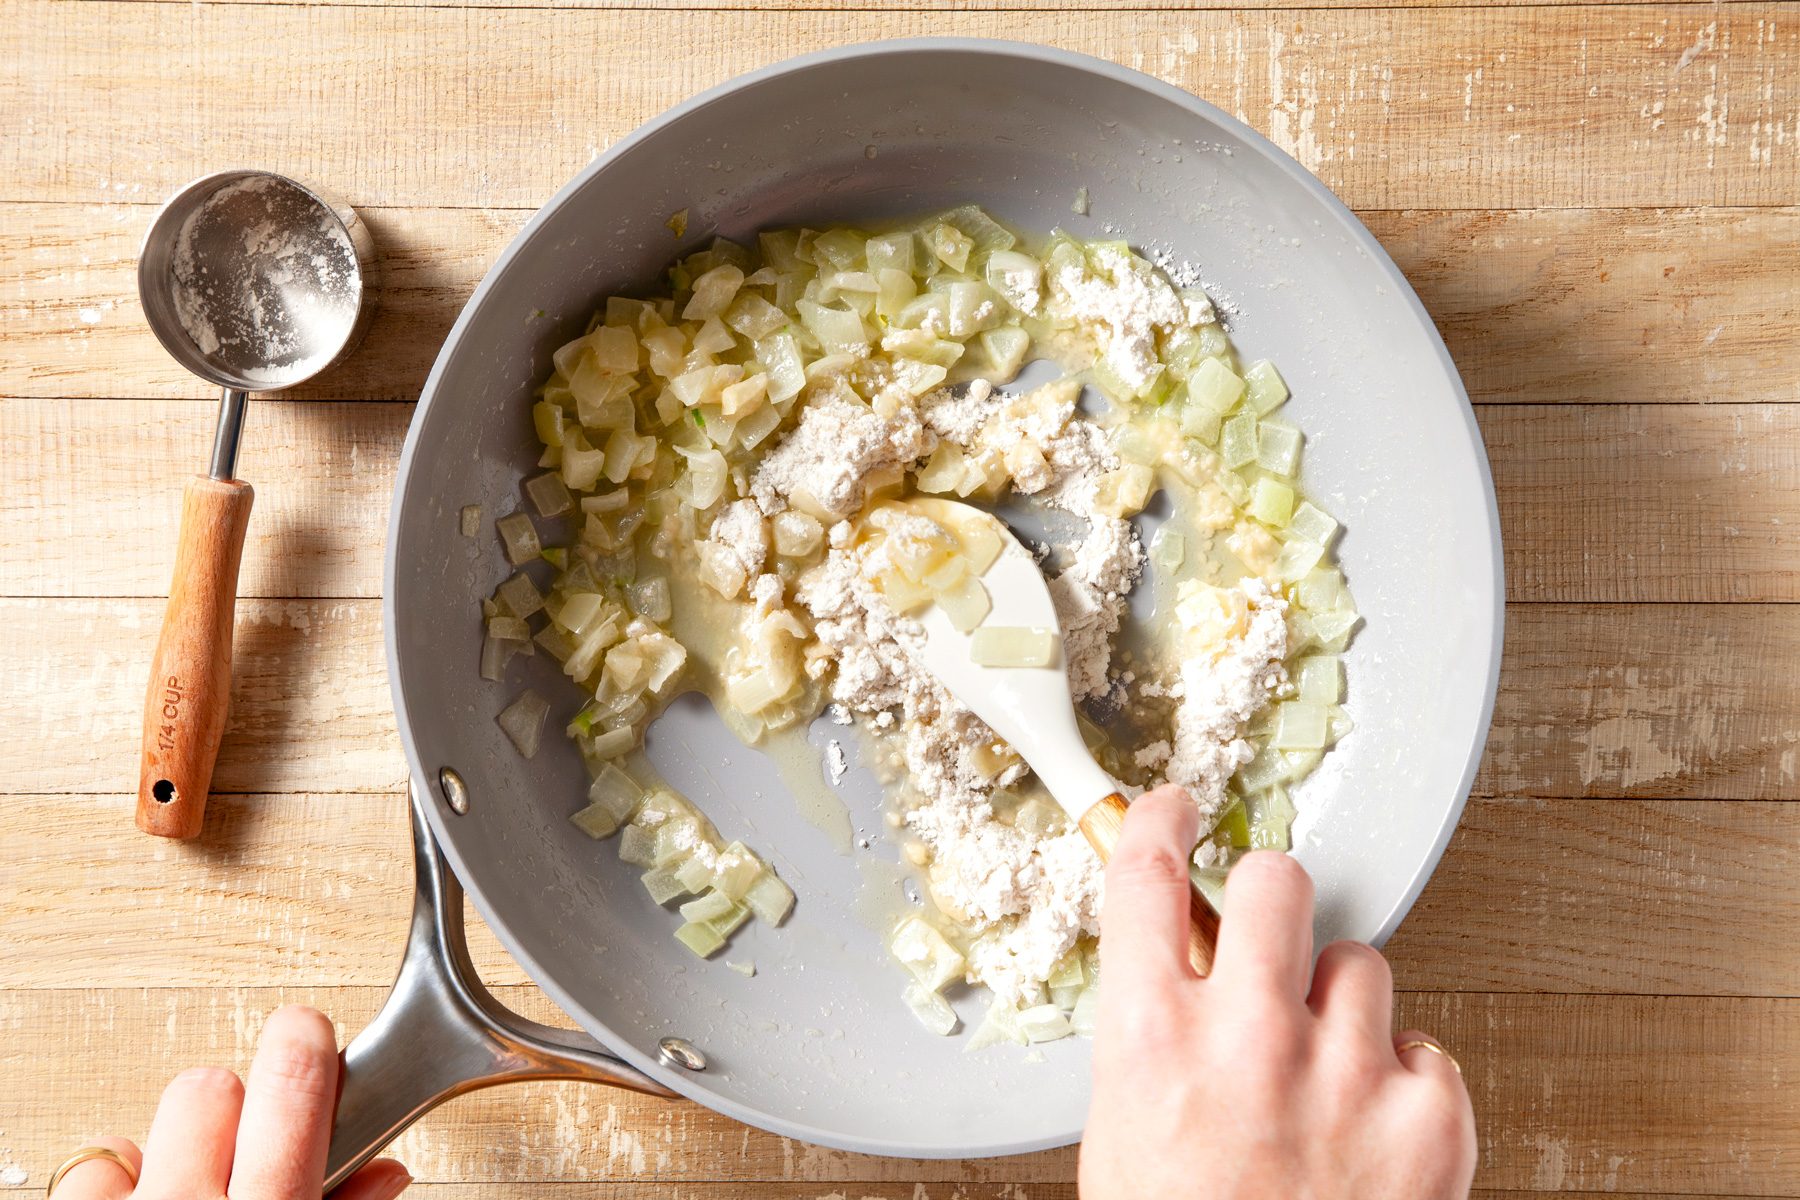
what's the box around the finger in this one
[1393,1029,1465,1082]
[136,1067,243,1200]
[1307,940,1395,1045]
[228,1005,342,1200]
[48,1138,141,1200]
[1210,851,1315,999]
[1099,786,1203,987]
[330,1159,413,1200]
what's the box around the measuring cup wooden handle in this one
[136,476,254,839]
[1079,792,1220,977]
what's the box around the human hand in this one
[1080,786,1476,1199]
[48,1005,409,1200]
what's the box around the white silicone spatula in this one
[911,499,1219,975]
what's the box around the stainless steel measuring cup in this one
[134,170,376,839]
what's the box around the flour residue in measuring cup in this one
[169,175,361,385]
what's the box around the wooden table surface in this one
[3,1,1797,1197]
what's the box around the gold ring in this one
[1395,1038,1462,1075]
[46,1147,138,1197]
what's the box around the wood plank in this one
[4,794,1794,998]
[0,987,1790,1194]
[3,5,1796,211]
[1484,405,1800,604]
[1383,798,1800,996]
[5,600,1796,800]
[1,400,405,600]
[6,204,1798,406]
[9,398,1797,603]
[1478,604,1800,802]
[0,598,405,797]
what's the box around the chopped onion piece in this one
[965,999,1024,1051]
[641,865,689,906]
[1070,984,1102,1037]
[1289,502,1340,548]
[1219,411,1258,470]
[487,615,530,642]
[1274,539,1326,583]
[1256,421,1303,477]
[496,572,544,619]
[682,264,745,321]
[891,917,966,992]
[478,634,509,683]
[1186,357,1245,414]
[903,984,959,1036]
[675,921,726,958]
[627,577,672,622]
[969,626,1060,668]
[936,576,991,633]
[496,512,541,566]
[1296,656,1343,704]
[496,690,550,758]
[679,888,738,926]
[618,824,656,867]
[570,802,622,839]
[1017,1004,1073,1043]
[745,871,795,925]
[459,505,481,538]
[1150,525,1185,571]
[1244,359,1289,414]
[1271,701,1330,750]
[1249,478,1295,528]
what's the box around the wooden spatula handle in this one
[1079,792,1220,977]
[136,476,255,839]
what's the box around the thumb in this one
[1099,785,1202,987]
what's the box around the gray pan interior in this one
[385,40,1504,1158]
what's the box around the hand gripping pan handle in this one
[324,784,675,1193]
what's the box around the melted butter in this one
[657,533,856,853]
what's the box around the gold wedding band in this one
[1395,1038,1462,1075]
[46,1147,138,1197]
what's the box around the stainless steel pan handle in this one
[324,785,675,1193]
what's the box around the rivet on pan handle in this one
[323,783,675,1194]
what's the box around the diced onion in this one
[1289,501,1339,547]
[459,504,481,537]
[1244,359,1289,414]
[675,921,726,958]
[1256,421,1303,477]
[1271,701,1329,750]
[1070,985,1101,1037]
[1296,656,1343,704]
[1219,411,1258,470]
[496,572,544,619]
[903,984,959,1036]
[1249,478,1295,527]
[891,917,966,992]
[745,871,795,925]
[496,512,541,566]
[969,626,1060,668]
[496,690,550,758]
[1017,1004,1073,1043]
[936,576,991,633]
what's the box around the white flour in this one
[1046,244,1189,393]
[1162,577,1290,820]
[783,377,1137,1002]
[756,323,1277,1003]
[750,385,931,519]
[168,175,359,383]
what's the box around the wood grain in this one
[5,794,1793,998]
[136,475,255,839]
[7,600,1798,800]
[3,6,1796,211]
[7,399,1799,604]
[9,204,1797,407]
[1,987,1792,1194]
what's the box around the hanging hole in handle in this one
[152,779,177,804]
